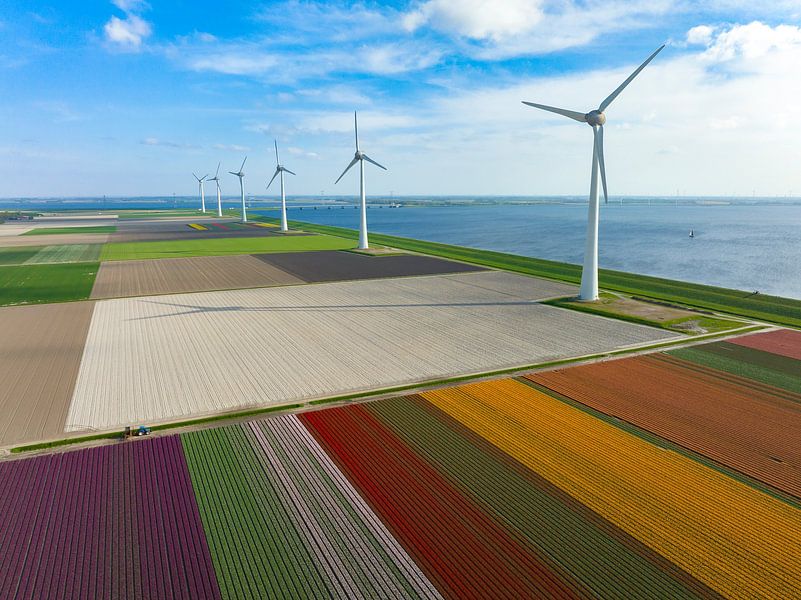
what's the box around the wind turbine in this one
[207,163,223,217]
[228,156,247,222]
[334,112,387,249]
[192,172,209,213]
[522,44,664,301]
[267,140,295,232]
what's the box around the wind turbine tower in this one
[229,156,248,222]
[193,172,209,213]
[522,45,664,301]
[207,163,223,217]
[335,112,387,249]
[267,140,296,232]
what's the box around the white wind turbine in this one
[334,112,387,250]
[207,163,223,217]
[523,44,664,301]
[266,140,296,232]
[193,172,208,213]
[228,156,248,223]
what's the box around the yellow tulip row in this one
[422,378,801,600]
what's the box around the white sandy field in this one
[64,271,677,433]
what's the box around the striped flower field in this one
[1,329,800,598]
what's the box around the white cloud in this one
[402,0,673,59]
[112,0,149,11]
[213,143,250,152]
[186,51,278,76]
[103,14,152,50]
[699,21,801,62]
[686,25,714,45]
[140,137,195,149]
[404,0,545,41]
[287,146,319,158]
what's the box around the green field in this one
[100,235,354,260]
[0,262,98,306]
[669,343,801,395]
[262,217,801,328]
[23,226,116,235]
[100,233,355,261]
[0,244,104,266]
[0,247,41,266]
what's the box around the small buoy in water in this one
[689,229,694,238]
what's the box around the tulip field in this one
[3,339,800,598]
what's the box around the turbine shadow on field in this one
[127,298,539,321]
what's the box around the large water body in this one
[4,197,800,300]
[262,202,801,300]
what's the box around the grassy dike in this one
[258,216,801,328]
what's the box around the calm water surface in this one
[271,203,801,300]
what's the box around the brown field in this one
[90,254,305,299]
[0,233,110,247]
[255,250,487,282]
[0,301,95,447]
[528,353,801,498]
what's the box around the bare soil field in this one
[0,301,95,447]
[65,271,674,433]
[255,250,487,282]
[90,254,305,299]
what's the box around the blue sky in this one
[2,1,801,197]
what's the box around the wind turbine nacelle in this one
[355,151,364,159]
[586,110,606,126]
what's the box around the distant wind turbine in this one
[193,172,208,213]
[267,140,295,232]
[334,112,387,250]
[228,156,247,222]
[207,163,223,217]
[522,44,664,301]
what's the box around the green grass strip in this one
[369,398,707,599]
[23,225,116,235]
[519,377,801,511]
[0,262,98,306]
[668,345,801,395]
[259,216,801,328]
[100,233,355,261]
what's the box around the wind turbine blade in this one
[228,171,239,176]
[239,156,247,172]
[335,157,359,184]
[266,169,280,190]
[283,168,296,176]
[521,102,587,122]
[594,126,608,204]
[362,154,387,170]
[215,162,220,178]
[598,44,665,112]
[354,111,359,151]
[192,172,200,182]
[274,140,280,165]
